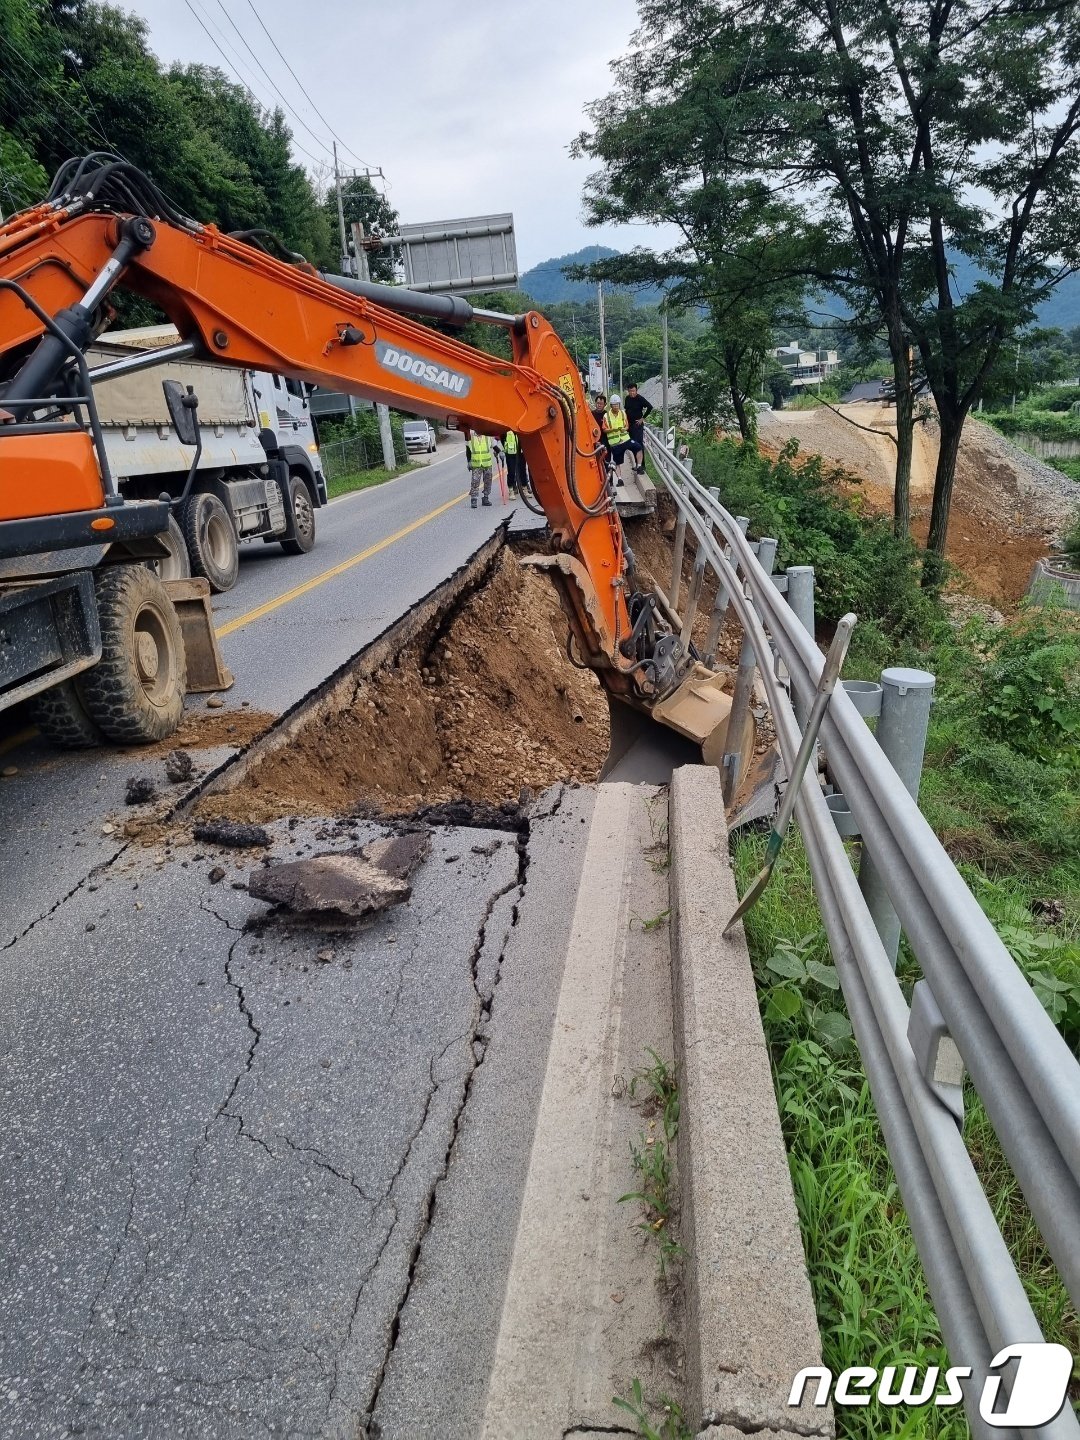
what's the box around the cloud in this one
[130,0,671,267]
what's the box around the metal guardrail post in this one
[859,666,936,966]
[785,566,815,730]
[721,536,776,805]
[703,513,749,667]
[670,494,688,612]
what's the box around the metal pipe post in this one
[859,666,936,966]
[786,565,815,729]
[703,513,749,666]
[721,537,777,805]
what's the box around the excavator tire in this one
[281,473,316,556]
[77,566,186,745]
[182,491,238,592]
[149,514,192,582]
[29,678,105,750]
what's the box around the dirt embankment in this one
[197,548,610,823]
[759,404,1076,608]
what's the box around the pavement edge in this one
[668,765,834,1440]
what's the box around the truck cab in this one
[89,327,328,592]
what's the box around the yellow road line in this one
[216,490,468,638]
[0,491,469,760]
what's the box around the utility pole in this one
[355,220,397,473]
[619,345,623,396]
[661,298,670,442]
[333,142,350,277]
[598,280,608,395]
[1011,339,1021,412]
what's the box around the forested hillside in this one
[0,0,371,269]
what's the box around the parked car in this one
[403,420,437,454]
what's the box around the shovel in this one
[723,612,856,937]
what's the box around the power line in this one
[36,5,115,152]
[0,43,101,161]
[0,33,112,152]
[212,0,339,162]
[243,0,372,170]
[180,0,329,167]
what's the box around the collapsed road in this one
[0,440,655,1438]
[0,435,542,948]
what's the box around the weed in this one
[633,908,671,932]
[621,1051,683,1276]
[613,1377,692,1440]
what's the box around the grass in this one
[619,1049,683,1277]
[325,461,420,499]
[613,1378,692,1440]
[729,661,1080,1435]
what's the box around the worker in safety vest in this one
[503,430,524,494]
[464,429,494,508]
[603,394,632,486]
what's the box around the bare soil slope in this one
[198,549,609,821]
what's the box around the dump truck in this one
[90,326,326,590]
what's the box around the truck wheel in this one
[281,474,316,555]
[150,514,191,582]
[77,567,186,745]
[29,679,105,749]
[183,491,238,592]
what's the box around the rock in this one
[1032,897,1066,926]
[193,819,272,849]
[206,696,225,709]
[316,948,334,963]
[101,822,116,836]
[208,866,226,884]
[165,750,195,784]
[1,765,17,778]
[249,830,430,921]
[124,776,158,805]
[359,831,431,880]
[249,853,410,919]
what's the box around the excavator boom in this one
[0,157,741,768]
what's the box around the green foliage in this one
[687,435,945,638]
[975,609,1080,765]
[620,1050,683,1275]
[0,0,333,264]
[1064,510,1080,561]
[983,408,1080,442]
[1048,458,1080,485]
[612,1379,691,1440]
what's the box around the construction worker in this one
[624,382,654,475]
[604,394,632,486]
[464,428,494,508]
[504,429,523,494]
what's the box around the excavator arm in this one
[0,158,739,766]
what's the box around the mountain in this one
[947,253,1080,331]
[519,246,663,306]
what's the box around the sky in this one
[128,0,672,272]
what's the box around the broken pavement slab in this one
[249,831,431,919]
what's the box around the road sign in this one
[587,354,603,394]
[397,214,518,295]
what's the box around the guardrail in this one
[643,427,1080,1439]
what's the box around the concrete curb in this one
[668,766,833,1440]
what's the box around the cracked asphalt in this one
[0,790,593,1439]
[0,447,587,1438]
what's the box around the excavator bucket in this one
[600,665,756,788]
[161,577,234,694]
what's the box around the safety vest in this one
[467,434,493,467]
[605,407,629,446]
[504,430,519,454]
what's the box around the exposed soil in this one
[137,707,278,755]
[196,549,610,823]
[759,404,1076,609]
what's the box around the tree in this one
[582,0,1080,574]
[324,174,399,282]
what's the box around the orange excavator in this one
[0,156,742,772]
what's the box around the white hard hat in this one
[609,393,622,404]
